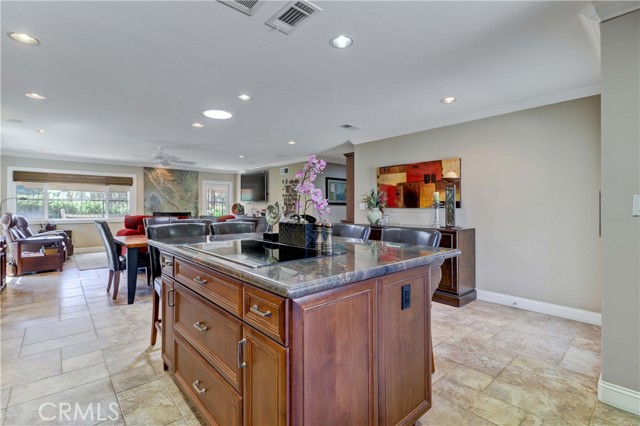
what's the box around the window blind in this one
[13,171,133,186]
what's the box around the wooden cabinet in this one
[431,227,476,307]
[243,325,288,426]
[368,225,476,307]
[378,270,432,425]
[290,279,378,425]
[161,251,440,426]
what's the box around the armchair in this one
[0,213,67,275]
[116,215,152,285]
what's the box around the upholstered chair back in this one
[380,227,441,248]
[331,223,371,239]
[210,221,255,235]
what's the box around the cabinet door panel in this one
[436,232,456,292]
[243,326,288,426]
[290,280,377,426]
[379,271,431,426]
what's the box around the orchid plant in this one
[290,155,331,222]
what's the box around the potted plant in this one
[362,188,387,225]
[280,155,331,247]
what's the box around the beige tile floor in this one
[1,258,638,425]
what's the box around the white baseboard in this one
[475,289,601,325]
[598,376,640,415]
[73,246,105,254]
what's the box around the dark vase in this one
[279,222,317,248]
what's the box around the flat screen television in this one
[241,171,267,202]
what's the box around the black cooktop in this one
[184,239,345,268]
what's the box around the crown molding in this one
[593,1,640,22]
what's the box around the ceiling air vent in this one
[340,123,361,130]
[218,0,264,16]
[265,0,322,35]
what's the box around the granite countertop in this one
[149,233,460,299]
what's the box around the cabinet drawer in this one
[160,252,174,277]
[243,285,289,346]
[175,257,243,317]
[174,283,244,393]
[174,334,242,426]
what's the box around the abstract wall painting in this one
[376,157,461,208]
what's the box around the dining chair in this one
[331,223,371,239]
[210,221,255,235]
[143,216,175,230]
[380,227,441,247]
[169,218,212,234]
[147,222,208,345]
[94,220,127,300]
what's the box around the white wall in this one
[600,10,640,397]
[243,160,346,223]
[355,96,601,312]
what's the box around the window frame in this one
[6,166,137,225]
[201,179,234,217]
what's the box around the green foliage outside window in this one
[15,183,130,220]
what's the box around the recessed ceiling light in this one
[25,93,46,100]
[36,129,45,133]
[237,94,252,101]
[7,32,40,46]
[287,140,296,145]
[238,155,245,159]
[192,122,204,128]
[440,96,457,104]
[330,35,353,49]
[202,109,233,120]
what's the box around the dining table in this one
[113,234,148,304]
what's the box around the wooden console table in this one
[369,225,476,307]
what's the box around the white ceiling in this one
[1,1,600,172]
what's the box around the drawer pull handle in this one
[162,261,173,267]
[168,288,175,307]
[192,380,206,395]
[238,338,247,369]
[193,276,207,285]
[193,321,208,332]
[250,305,272,318]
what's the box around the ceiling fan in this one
[135,147,196,167]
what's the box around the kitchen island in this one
[149,234,459,426]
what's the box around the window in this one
[11,170,134,221]
[202,181,232,216]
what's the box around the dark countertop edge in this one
[149,239,460,299]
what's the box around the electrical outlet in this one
[633,195,640,217]
[359,203,366,210]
